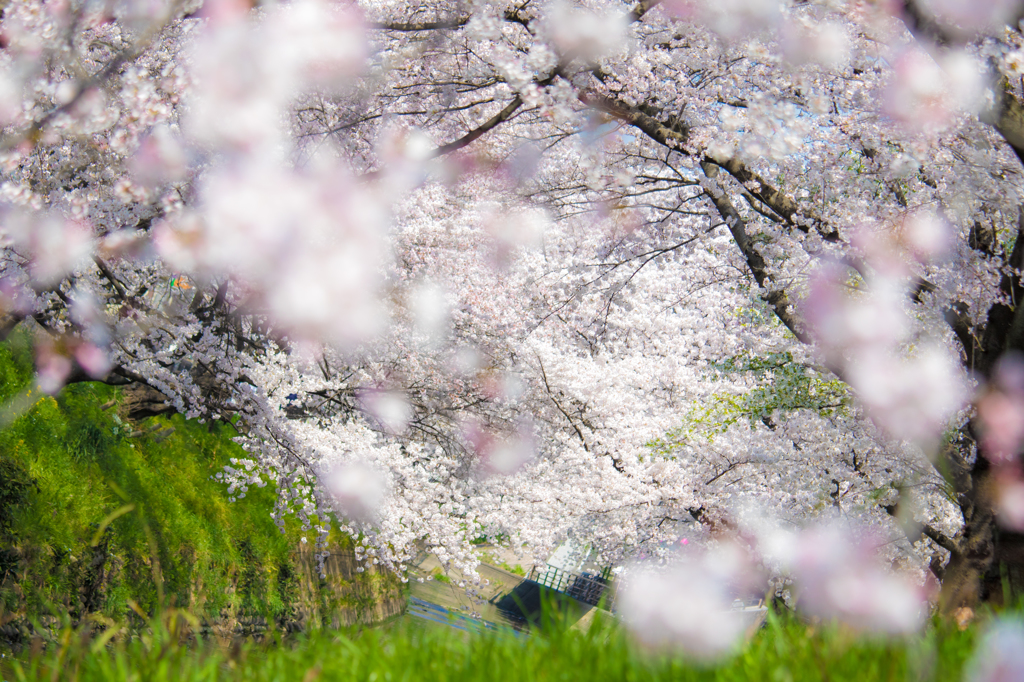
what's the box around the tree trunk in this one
[939,438,1024,611]
[939,466,996,613]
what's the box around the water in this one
[404,597,527,638]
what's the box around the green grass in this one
[0,333,393,635]
[0,605,986,682]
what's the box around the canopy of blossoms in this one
[3,0,1024,657]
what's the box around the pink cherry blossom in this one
[965,618,1024,682]
[789,524,926,634]
[618,554,752,660]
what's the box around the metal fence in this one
[529,564,614,609]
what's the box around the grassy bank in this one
[1,604,987,682]
[0,334,399,637]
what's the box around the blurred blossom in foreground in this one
[155,163,388,347]
[449,345,484,377]
[164,0,384,349]
[803,227,968,447]
[484,431,535,476]
[186,0,365,150]
[34,339,73,395]
[743,513,927,634]
[482,205,548,271]
[618,545,759,660]
[360,390,413,436]
[846,342,967,446]
[0,279,33,319]
[463,418,537,478]
[977,353,1024,465]
[789,523,926,635]
[976,353,1024,530]
[995,474,1024,531]
[130,125,189,189]
[541,0,630,60]
[917,0,1021,38]
[804,266,905,360]
[965,617,1024,682]
[966,352,1024,528]
[665,0,781,42]
[900,211,953,263]
[71,342,112,380]
[781,19,850,69]
[408,281,451,345]
[324,459,387,525]
[2,211,93,286]
[883,49,987,133]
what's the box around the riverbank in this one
[0,336,402,643]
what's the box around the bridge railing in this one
[529,564,615,609]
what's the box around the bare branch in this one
[370,18,469,31]
[430,96,524,158]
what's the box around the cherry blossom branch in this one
[991,83,1024,165]
[369,0,663,168]
[588,90,991,377]
[93,257,129,302]
[627,0,662,23]
[0,2,186,153]
[424,0,662,161]
[369,3,538,33]
[579,92,689,148]
[883,502,959,554]
[973,214,1024,377]
[537,355,591,452]
[699,161,811,344]
[370,18,470,31]
[704,460,753,486]
[897,1,1024,165]
[896,0,956,46]
[429,96,525,158]
[702,153,840,242]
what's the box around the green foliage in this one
[649,352,849,455]
[496,560,525,577]
[479,552,525,576]
[0,335,390,631]
[0,606,985,682]
[0,456,33,537]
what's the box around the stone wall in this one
[0,541,407,644]
[286,543,406,630]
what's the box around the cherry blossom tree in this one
[3,0,1024,629]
